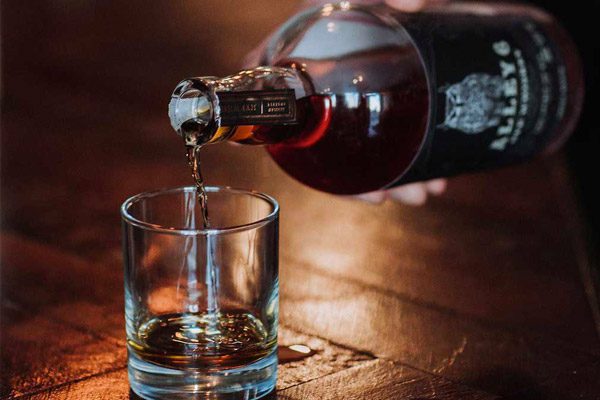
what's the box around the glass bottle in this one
[169,1,584,195]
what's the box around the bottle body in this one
[169,2,583,195]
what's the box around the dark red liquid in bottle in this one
[231,89,430,195]
[232,41,431,194]
[263,91,429,195]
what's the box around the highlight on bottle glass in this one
[121,186,279,400]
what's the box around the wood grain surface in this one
[1,0,599,399]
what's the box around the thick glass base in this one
[128,347,277,400]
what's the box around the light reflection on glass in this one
[344,93,360,108]
[366,93,381,138]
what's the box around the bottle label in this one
[397,12,569,183]
[217,89,297,125]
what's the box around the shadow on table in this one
[467,367,546,399]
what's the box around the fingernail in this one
[385,0,427,12]
[426,179,447,195]
[389,184,427,206]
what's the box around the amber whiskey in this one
[128,310,276,370]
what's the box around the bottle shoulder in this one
[262,3,427,95]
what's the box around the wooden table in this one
[2,1,599,398]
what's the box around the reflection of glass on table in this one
[121,186,279,399]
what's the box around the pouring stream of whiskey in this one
[186,146,210,228]
[185,145,220,337]
[183,144,315,361]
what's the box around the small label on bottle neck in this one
[217,89,297,125]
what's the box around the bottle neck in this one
[169,67,312,147]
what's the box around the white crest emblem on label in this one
[439,73,505,134]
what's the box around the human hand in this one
[385,0,448,12]
[355,179,447,205]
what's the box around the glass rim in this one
[120,186,279,235]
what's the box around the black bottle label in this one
[396,12,569,184]
[217,89,297,125]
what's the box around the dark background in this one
[1,1,600,398]
[0,0,304,256]
[539,0,600,274]
[538,0,599,226]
